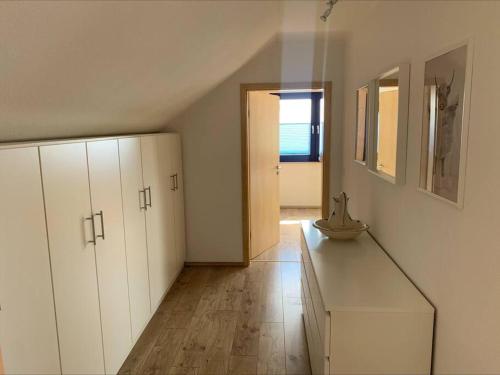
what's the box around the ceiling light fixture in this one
[320,0,339,22]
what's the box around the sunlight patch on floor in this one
[279,219,303,225]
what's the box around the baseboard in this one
[280,205,321,209]
[184,261,247,267]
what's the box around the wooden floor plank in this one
[168,367,199,375]
[141,328,186,375]
[231,264,263,357]
[217,268,246,311]
[257,323,286,375]
[198,310,239,375]
[284,323,311,375]
[119,283,187,374]
[228,355,258,375]
[259,263,283,324]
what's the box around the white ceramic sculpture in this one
[313,192,368,240]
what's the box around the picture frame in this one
[367,63,410,185]
[354,84,369,165]
[418,39,474,208]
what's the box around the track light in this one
[320,0,338,22]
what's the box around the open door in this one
[248,91,280,259]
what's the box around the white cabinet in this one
[301,221,434,375]
[40,143,105,375]
[86,140,133,374]
[141,135,177,310]
[1,133,186,375]
[117,138,151,341]
[170,134,187,270]
[0,147,60,375]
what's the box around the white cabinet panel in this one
[117,138,151,341]
[0,147,60,375]
[170,134,186,270]
[86,140,132,374]
[40,143,105,375]
[140,135,176,309]
[157,135,179,286]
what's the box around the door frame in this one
[240,81,333,265]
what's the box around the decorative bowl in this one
[313,219,369,240]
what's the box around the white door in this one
[248,91,281,259]
[117,138,151,340]
[170,135,186,270]
[40,143,105,375]
[141,135,176,310]
[86,140,132,374]
[0,147,60,375]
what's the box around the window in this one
[279,92,323,162]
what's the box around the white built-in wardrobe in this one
[0,133,186,375]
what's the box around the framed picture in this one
[354,85,369,164]
[368,63,410,185]
[419,40,473,206]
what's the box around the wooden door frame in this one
[241,81,332,265]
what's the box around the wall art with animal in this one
[420,44,470,204]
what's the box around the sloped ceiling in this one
[0,0,325,141]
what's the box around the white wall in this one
[333,1,500,373]
[280,162,322,207]
[166,33,345,263]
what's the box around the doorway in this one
[241,82,332,264]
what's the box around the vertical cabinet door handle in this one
[174,173,178,191]
[95,210,105,240]
[170,175,176,191]
[139,189,147,210]
[85,214,96,244]
[146,186,152,208]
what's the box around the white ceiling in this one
[0,0,327,141]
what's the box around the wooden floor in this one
[119,209,318,375]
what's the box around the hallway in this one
[119,209,318,375]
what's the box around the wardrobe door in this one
[170,135,186,271]
[40,143,105,375]
[86,140,132,374]
[0,147,60,375]
[141,135,176,309]
[118,138,151,341]
[157,135,179,286]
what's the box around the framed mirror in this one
[419,41,473,207]
[368,64,410,184]
[354,85,369,164]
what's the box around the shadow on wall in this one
[164,32,346,263]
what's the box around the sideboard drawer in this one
[301,239,330,355]
[301,259,329,375]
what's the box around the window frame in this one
[277,92,323,163]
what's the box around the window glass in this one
[280,99,311,123]
[279,99,311,156]
[280,124,311,155]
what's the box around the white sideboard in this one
[0,133,186,375]
[300,221,434,375]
